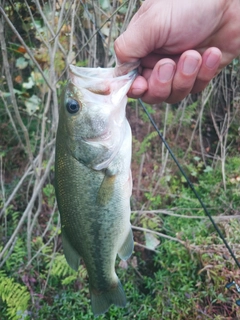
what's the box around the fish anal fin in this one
[96,174,116,206]
[118,228,134,261]
[61,228,80,271]
[90,280,126,316]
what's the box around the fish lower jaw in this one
[85,130,111,143]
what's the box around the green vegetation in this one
[1,1,240,319]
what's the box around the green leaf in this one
[1,89,23,97]
[24,95,41,115]
[204,166,213,173]
[22,76,35,89]
[16,57,28,70]
[61,275,78,285]
[193,156,201,162]
[145,233,160,250]
[99,0,110,10]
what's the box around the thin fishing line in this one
[138,98,240,270]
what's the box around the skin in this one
[114,0,240,104]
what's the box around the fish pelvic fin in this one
[90,280,126,316]
[61,228,80,271]
[118,227,134,261]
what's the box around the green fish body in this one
[55,66,136,316]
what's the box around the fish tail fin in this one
[90,280,126,316]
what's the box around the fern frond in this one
[137,131,158,156]
[0,272,30,320]
[5,238,26,273]
[49,254,87,284]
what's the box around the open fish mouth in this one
[69,64,137,79]
[69,65,137,97]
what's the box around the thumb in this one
[114,1,168,75]
[114,21,154,76]
[114,23,143,76]
[114,19,156,64]
[114,0,161,63]
[113,58,140,77]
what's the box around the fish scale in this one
[55,66,137,316]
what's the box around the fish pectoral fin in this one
[96,173,116,206]
[61,228,80,271]
[118,227,134,261]
[90,279,126,316]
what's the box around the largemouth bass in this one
[55,65,137,316]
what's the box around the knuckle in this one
[174,81,192,93]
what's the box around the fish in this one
[55,65,137,316]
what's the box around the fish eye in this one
[66,98,80,114]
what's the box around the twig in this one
[151,103,170,194]
[68,0,77,64]
[0,94,24,148]
[184,84,214,158]
[23,0,50,50]
[41,225,60,295]
[0,164,32,219]
[37,90,52,179]
[134,242,158,253]
[132,225,186,245]
[199,83,215,165]
[49,0,68,126]
[103,0,117,67]
[0,139,55,219]
[136,154,145,198]
[0,155,7,240]
[0,237,18,268]
[132,210,240,221]
[211,101,231,192]
[174,98,188,143]
[0,17,38,176]
[33,0,67,56]
[0,150,55,262]
[57,0,130,80]
[161,103,169,170]
[0,6,53,90]
[26,209,60,269]
[120,0,138,32]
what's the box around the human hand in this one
[114,0,240,104]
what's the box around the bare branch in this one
[0,150,55,263]
[132,225,186,245]
[0,6,53,90]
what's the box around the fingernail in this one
[183,56,200,74]
[205,52,220,69]
[158,63,175,82]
